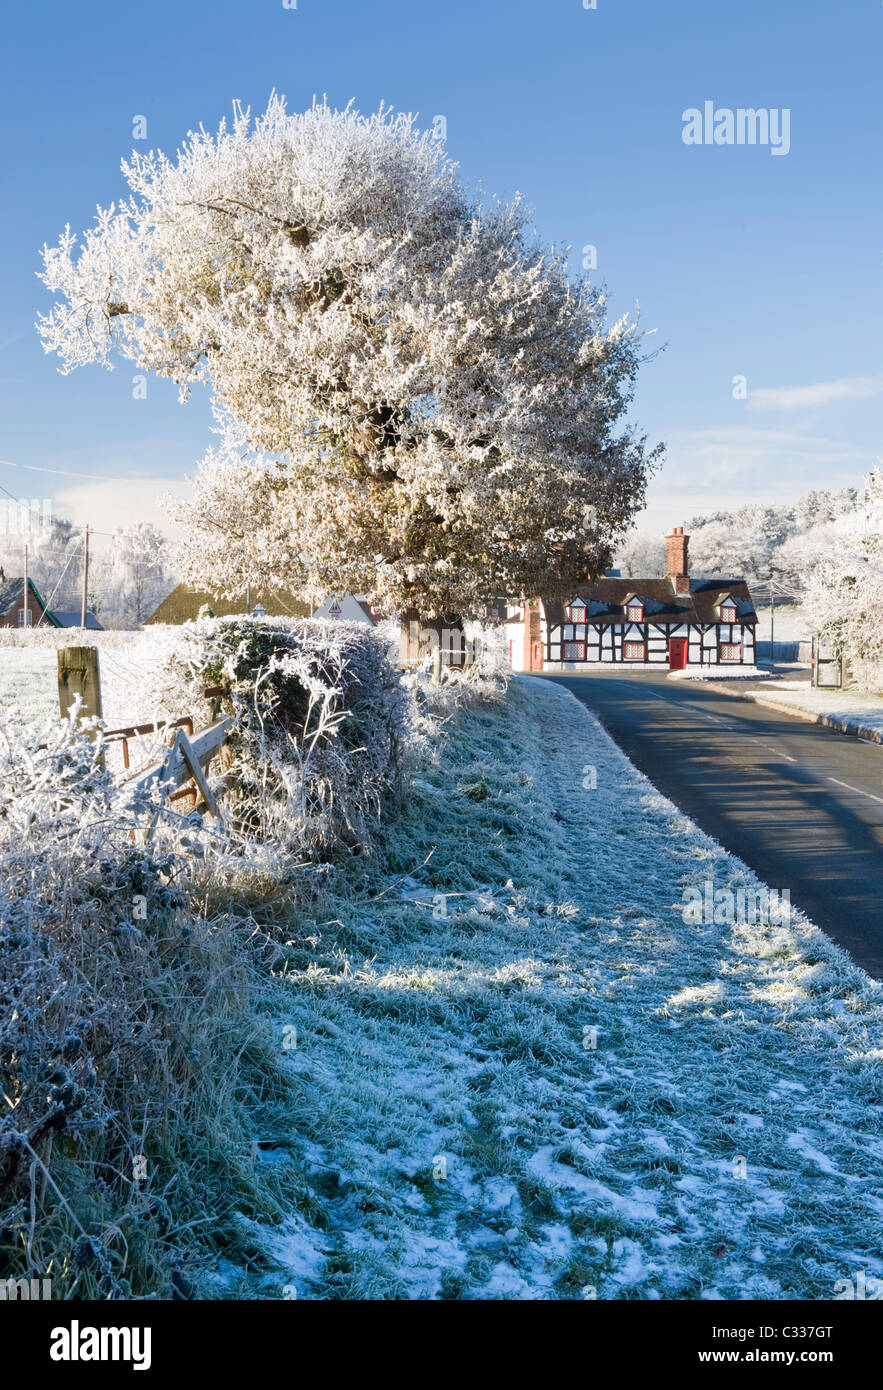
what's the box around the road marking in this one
[622,683,880,789]
[827,777,883,807]
[588,678,883,812]
[766,746,797,762]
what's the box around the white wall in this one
[503,619,526,671]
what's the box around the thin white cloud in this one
[748,374,883,412]
[635,428,874,530]
[53,479,191,542]
[663,427,875,475]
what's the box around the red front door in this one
[669,637,688,670]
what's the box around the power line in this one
[34,536,84,628]
[0,467,164,539]
[0,458,134,482]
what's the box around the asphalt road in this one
[539,671,883,979]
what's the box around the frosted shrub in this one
[155,616,416,857]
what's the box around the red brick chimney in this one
[666,526,690,595]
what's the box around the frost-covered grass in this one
[756,681,883,737]
[0,621,485,1299]
[251,676,883,1301]
[5,654,881,1300]
[0,648,57,723]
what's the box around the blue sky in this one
[1,0,880,543]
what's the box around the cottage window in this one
[720,643,741,662]
[719,601,737,622]
[623,640,645,660]
[566,600,587,623]
[626,602,644,621]
[563,641,586,660]
[17,608,32,628]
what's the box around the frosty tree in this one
[39,96,659,616]
[614,531,667,579]
[799,469,883,689]
[92,523,174,627]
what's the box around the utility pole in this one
[769,571,775,649]
[23,544,28,628]
[80,525,89,629]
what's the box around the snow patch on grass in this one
[757,680,883,736]
[668,666,768,681]
[0,648,57,723]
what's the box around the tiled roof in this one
[544,577,757,627]
[50,610,103,630]
[0,576,55,622]
[352,598,384,625]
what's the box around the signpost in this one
[812,635,843,689]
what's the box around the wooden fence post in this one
[58,646,103,728]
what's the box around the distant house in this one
[311,594,383,625]
[0,573,57,628]
[145,585,310,625]
[51,610,103,631]
[146,585,387,627]
[504,527,758,672]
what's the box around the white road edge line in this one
[623,681,837,777]
[766,747,798,762]
[827,777,883,807]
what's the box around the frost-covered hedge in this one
[143,616,416,857]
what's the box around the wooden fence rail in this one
[104,716,194,770]
[122,717,232,821]
[58,646,233,823]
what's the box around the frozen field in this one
[0,649,57,724]
[0,628,181,731]
[752,604,811,645]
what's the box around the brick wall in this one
[0,589,47,628]
[522,598,544,672]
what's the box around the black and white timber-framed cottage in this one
[504,527,757,673]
